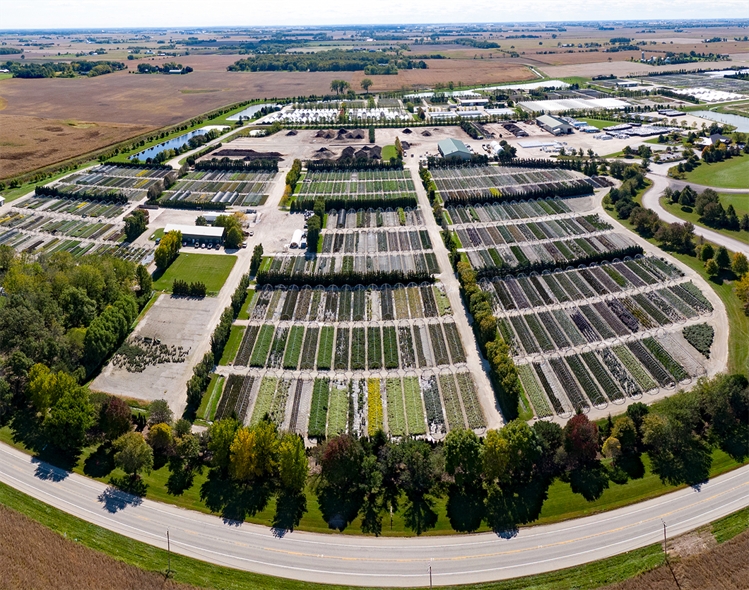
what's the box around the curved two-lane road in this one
[1,443,747,587]
[642,166,749,258]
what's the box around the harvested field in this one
[541,54,749,80]
[0,115,149,180]
[604,530,749,590]
[351,61,534,91]
[0,68,347,128]
[0,503,199,590]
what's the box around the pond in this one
[226,103,277,121]
[692,111,749,133]
[130,127,224,161]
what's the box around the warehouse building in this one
[163,224,225,245]
[438,138,472,160]
[536,114,575,135]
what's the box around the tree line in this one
[227,49,426,74]
[2,60,126,78]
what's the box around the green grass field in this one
[237,290,256,320]
[153,253,236,294]
[197,374,225,422]
[581,118,616,130]
[148,228,164,241]
[220,325,245,365]
[683,154,749,189]
[382,145,398,160]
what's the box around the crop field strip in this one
[51,164,170,201]
[232,318,464,373]
[218,280,481,438]
[163,169,275,207]
[214,368,478,439]
[325,207,425,230]
[19,196,126,219]
[431,165,594,202]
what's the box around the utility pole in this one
[429,564,432,589]
[662,520,668,562]
[165,529,173,578]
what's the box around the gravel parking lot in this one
[92,294,221,409]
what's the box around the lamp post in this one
[662,519,668,562]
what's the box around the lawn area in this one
[153,253,236,295]
[148,227,164,241]
[381,144,398,160]
[0,478,677,590]
[684,154,749,189]
[219,325,245,365]
[659,196,749,246]
[581,118,617,130]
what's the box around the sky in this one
[3,0,748,29]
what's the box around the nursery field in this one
[445,195,639,273]
[431,165,607,203]
[0,209,149,263]
[51,164,172,201]
[162,169,275,207]
[216,281,482,439]
[294,169,418,209]
[437,164,720,421]
[0,211,121,242]
[483,248,715,419]
[18,196,126,219]
[324,207,425,230]
[214,370,482,440]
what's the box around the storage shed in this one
[164,224,225,245]
[536,115,575,135]
[438,138,472,160]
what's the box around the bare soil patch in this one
[0,115,149,180]
[605,530,749,590]
[0,504,199,590]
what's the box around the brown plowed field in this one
[0,504,199,590]
[0,115,149,180]
[604,530,749,590]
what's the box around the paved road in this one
[642,168,749,258]
[1,442,747,587]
